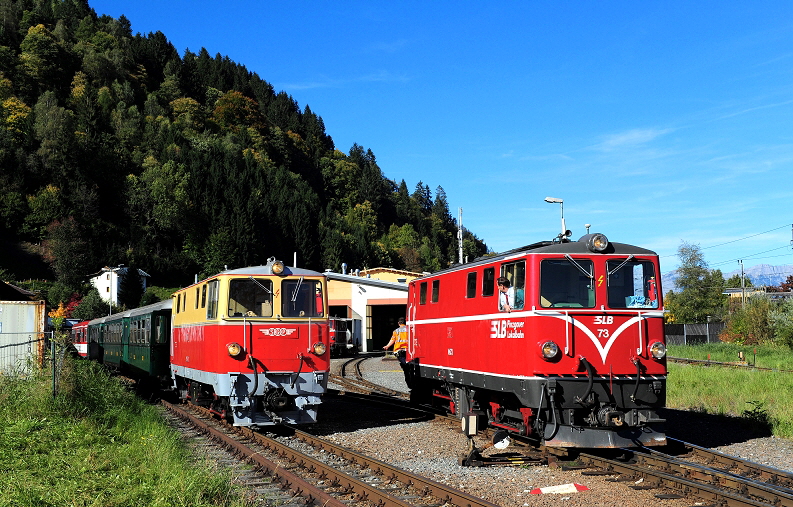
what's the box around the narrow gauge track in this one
[668,356,793,373]
[331,356,793,506]
[161,400,501,507]
[567,436,793,507]
[329,354,410,399]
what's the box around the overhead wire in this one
[661,223,793,265]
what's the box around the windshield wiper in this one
[249,276,272,294]
[607,255,635,276]
[564,254,593,279]
[291,276,304,302]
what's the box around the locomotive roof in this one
[219,265,324,277]
[423,237,658,278]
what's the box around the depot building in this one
[325,267,422,353]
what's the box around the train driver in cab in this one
[497,277,513,313]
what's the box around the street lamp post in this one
[544,196,567,240]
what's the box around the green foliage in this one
[0,5,488,294]
[664,242,727,323]
[0,358,246,506]
[71,287,114,320]
[721,296,773,344]
[118,265,144,309]
[770,298,793,348]
[667,362,793,437]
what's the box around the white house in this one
[88,265,150,304]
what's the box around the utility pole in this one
[739,259,745,309]
[457,207,463,264]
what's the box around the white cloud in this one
[595,128,674,152]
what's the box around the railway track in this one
[329,353,411,399]
[573,437,793,507]
[668,356,793,373]
[329,356,793,506]
[161,399,501,507]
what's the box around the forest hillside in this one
[0,0,488,308]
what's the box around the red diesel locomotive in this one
[404,233,667,448]
[170,258,330,427]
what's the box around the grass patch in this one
[0,358,249,507]
[669,342,793,370]
[667,362,793,438]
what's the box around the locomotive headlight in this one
[227,342,245,359]
[540,341,559,359]
[311,342,327,356]
[584,233,609,253]
[650,342,667,359]
[271,260,285,275]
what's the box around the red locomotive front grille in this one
[531,312,666,376]
[172,322,329,373]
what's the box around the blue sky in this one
[90,1,793,275]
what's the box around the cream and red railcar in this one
[71,320,90,358]
[404,233,667,448]
[170,258,330,427]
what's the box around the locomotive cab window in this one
[281,278,324,318]
[431,280,440,303]
[482,267,495,297]
[607,259,659,309]
[500,261,526,310]
[540,258,595,308]
[419,282,428,304]
[228,278,273,317]
[206,280,219,319]
[466,272,477,299]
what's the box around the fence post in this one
[51,332,56,397]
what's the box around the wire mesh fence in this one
[0,331,72,396]
[665,322,726,345]
[0,331,48,375]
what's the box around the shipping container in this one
[0,301,46,374]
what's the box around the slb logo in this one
[594,316,614,325]
[491,320,508,338]
[490,320,525,339]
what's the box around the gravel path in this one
[324,356,793,506]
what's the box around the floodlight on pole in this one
[544,197,566,239]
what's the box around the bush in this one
[720,296,773,345]
[770,298,793,349]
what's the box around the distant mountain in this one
[725,264,793,288]
[661,264,793,293]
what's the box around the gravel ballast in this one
[323,356,793,507]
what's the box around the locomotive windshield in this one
[228,278,273,317]
[607,259,659,308]
[281,278,325,318]
[540,258,595,308]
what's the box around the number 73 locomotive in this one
[404,232,666,448]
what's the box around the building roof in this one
[0,281,38,301]
[358,267,423,278]
[87,265,151,279]
[325,272,409,292]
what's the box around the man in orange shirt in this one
[383,317,408,365]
